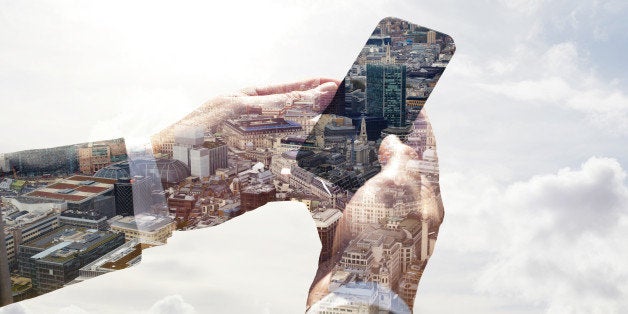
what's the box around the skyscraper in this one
[366,63,407,127]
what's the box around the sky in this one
[1,0,628,313]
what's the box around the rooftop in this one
[24,175,114,203]
[109,214,174,233]
[22,225,121,264]
[311,208,342,228]
[81,240,150,272]
[226,115,301,133]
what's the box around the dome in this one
[94,161,135,180]
[153,159,190,185]
[131,158,190,185]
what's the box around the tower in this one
[366,64,407,127]
[359,115,368,143]
[382,44,395,63]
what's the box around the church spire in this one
[359,115,368,143]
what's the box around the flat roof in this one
[110,214,174,233]
[24,175,114,203]
[23,225,122,264]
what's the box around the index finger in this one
[239,77,341,96]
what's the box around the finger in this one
[238,77,341,96]
[233,81,339,108]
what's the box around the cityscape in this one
[0,18,454,313]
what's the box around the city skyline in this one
[1,18,453,312]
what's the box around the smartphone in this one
[297,17,455,312]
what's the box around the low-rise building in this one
[22,175,116,215]
[17,226,125,294]
[109,214,175,244]
[77,239,153,281]
[240,183,276,213]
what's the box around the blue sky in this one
[1,0,627,313]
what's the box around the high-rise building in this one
[114,178,134,216]
[366,64,407,127]
[172,125,227,178]
[189,147,209,177]
[204,140,228,176]
[427,30,436,44]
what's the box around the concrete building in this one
[167,194,197,224]
[23,175,116,215]
[240,183,276,213]
[77,239,149,280]
[426,30,436,44]
[109,214,175,244]
[189,148,209,177]
[311,208,342,262]
[222,115,302,150]
[203,140,228,176]
[345,186,419,235]
[172,125,227,178]
[77,139,127,175]
[17,226,125,294]
[58,210,108,230]
[270,150,299,182]
[3,210,60,270]
[284,109,318,134]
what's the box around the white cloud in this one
[0,296,196,314]
[421,157,628,313]
[144,295,195,314]
[0,304,28,314]
[57,305,90,314]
